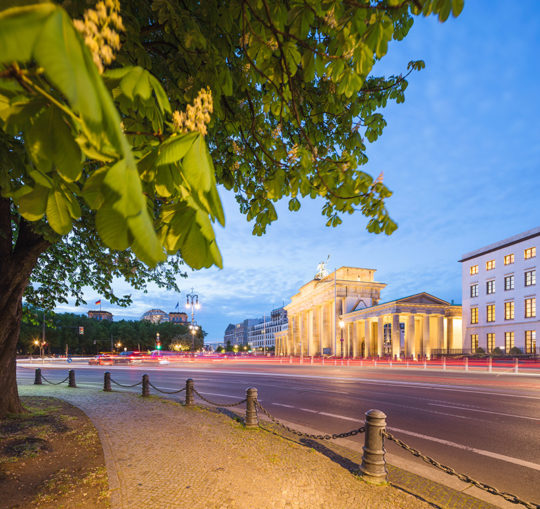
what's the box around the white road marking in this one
[386,426,540,471]
[428,403,540,421]
[299,408,318,413]
[198,391,243,399]
[319,411,357,422]
[272,403,295,408]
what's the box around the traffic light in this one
[156,332,161,350]
[79,326,84,335]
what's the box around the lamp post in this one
[339,319,345,358]
[189,323,200,351]
[34,339,46,360]
[186,288,200,351]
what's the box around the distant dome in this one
[141,309,169,323]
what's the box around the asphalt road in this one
[16,361,540,504]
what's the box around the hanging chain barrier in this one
[255,401,366,440]
[383,431,538,509]
[192,388,247,407]
[148,382,186,394]
[41,373,69,385]
[110,378,143,388]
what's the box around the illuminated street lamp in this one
[189,323,200,351]
[34,339,46,360]
[339,319,345,358]
[186,288,200,350]
[115,341,122,352]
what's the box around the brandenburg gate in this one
[275,267,462,359]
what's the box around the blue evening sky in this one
[57,2,540,343]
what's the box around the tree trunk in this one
[0,198,50,417]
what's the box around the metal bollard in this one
[68,369,77,388]
[185,378,194,406]
[289,355,292,364]
[443,357,446,371]
[103,372,112,392]
[359,409,388,485]
[34,368,42,385]
[514,357,519,374]
[245,387,258,428]
[465,357,469,371]
[142,374,150,397]
[488,356,492,373]
[310,356,314,365]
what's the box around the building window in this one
[525,297,536,318]
[470,265,478,275]
[504,254,514,265]
[504,332,514,351]
[486,280,496,294]
[470,284,478,298]
[524,247,536,259]
[486,260,496,270]
[504,301,514,320]
[504,275,514,291]
[471,334,478,351]
[525,330,536,354]
[486,304,495,322]
[525,269,536,287]
[486,333,495,352]
[470,307,478,324]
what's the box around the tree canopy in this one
[0,0,463,416]
[19,308,203,354]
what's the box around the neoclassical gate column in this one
[446,317,454,351]
[351,321,358,358]
[422,314,431,359]
[364,319,371,358]
[307,309,314,356]
[391,313,400,359]
[406,314,416,359]
[437,315,444,352]
[377,316,384,357]
[319,305,325,355]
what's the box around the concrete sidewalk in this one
[18,384,498,509]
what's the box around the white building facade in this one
[248,307,288,351]
[460,227,539,354]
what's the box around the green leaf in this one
[46,188,72,234]
[18,184,49,221]
[95,206,129,251]
[26,108,82,181]
[33,8,102,127]
[148,74,171,114]
[0,3,56,63]
[156,133,197,166]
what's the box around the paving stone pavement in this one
[18,384,497,509]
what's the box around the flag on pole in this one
[175,301,179,310]
[95,300,101,306]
